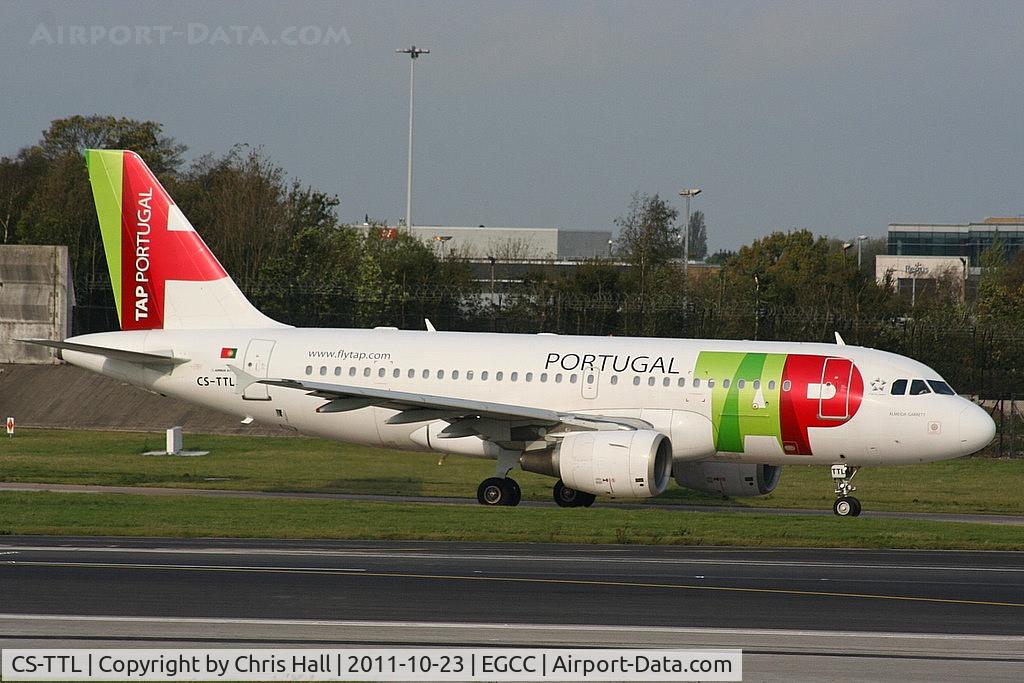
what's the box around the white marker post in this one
[5,417,13,437]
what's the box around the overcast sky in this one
[3,1,1023,251]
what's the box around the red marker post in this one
[5,417,13,437]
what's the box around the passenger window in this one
[928,380,955,395]
[707,379,716,388]
[319,366,327,376]
[407,369,414,378]
[422,369,429,379]
[693,378,701,388]
[335,367,342,376]
[647,376,656,386]
[452,370,460,380]
[610,375,619,385]
[663,377,671,387]
[392,368,400,378]
[910,379,931,395]
[510,372,518,381]
[525,372,533,382]
[496,371,503,381]
[891,379,908,395]
[378,368,386,378]
[364,367,371,377]
[572,374,580,384]
[767,380,775,390]
[678,377,686,387]
[348,367,356,377]
[633,376,641,386]
[540,373,548,382]
[753,379,760,390]
[438,369,445,379]
[467,371,474,380]
[722,379,730,388]
[481,371,489,381]
[305,365,313,375]
[782,380,791,392]
[737,379,745,389]
[555,373,563,383]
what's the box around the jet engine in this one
[521,429,673,498]
[673,462,782,497]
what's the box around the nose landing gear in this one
[831,464,861,517]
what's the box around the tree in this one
[37,115,184,174]
[686,210,708,261]
[706,249,736,265]
[613,192,680,275]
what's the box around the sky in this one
[2,0,1023,252]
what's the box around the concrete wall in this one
[0,363,288,435]
[0,245,73,363]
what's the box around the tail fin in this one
[85,149,283,330]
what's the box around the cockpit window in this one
[890,379,907,395]
[909,379,932,395]
[928,380,956,395]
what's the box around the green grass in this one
[2,428,1022,515]
[1,491,1021,550]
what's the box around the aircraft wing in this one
[240,373,650,435]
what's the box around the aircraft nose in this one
[959,402,996,455]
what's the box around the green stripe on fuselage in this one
[85,150,123,321]
[695,351,786,453]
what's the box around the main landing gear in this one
[477,477,521,506]
[831,464,861,517]
[553,480,596,508]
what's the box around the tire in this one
[554,480,581,508]
[504,478,522,507]
[833,497,855,517]
[849,497,862,517]
[478,477,509,506]
[579,492,597,508]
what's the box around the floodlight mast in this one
[396,46,430,228]
[678,187,702,279]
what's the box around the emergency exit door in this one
[242,339,275,400]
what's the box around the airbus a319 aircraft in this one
[25,150,996,516]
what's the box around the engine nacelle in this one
[673,462,782,497]
[535,429,673,498]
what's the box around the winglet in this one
[425,318,437,332]
[835,332,846,346]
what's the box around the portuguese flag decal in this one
[220,347,238,359]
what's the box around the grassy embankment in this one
[1,429,1022,549]
[2,428,1022,514]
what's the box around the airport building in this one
[887,217,1024,268]
[880,217,1024,300]
[396,225,614,260]
[0,245,73,363]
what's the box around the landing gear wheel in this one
[553,480,595,508]
[505,478,522,506]
[833,496,861,517]
[478,477,508,506]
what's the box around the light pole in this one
[678,187,702,279]
[856,234,868,270]
[396,45,429,228]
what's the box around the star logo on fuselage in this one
[870,377,887,393]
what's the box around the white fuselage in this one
[63,327,993,466]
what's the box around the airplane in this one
[24,150,996,516]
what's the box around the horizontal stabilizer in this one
[17,339,189,366]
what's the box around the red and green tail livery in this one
[85,149,227,330]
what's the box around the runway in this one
[4,481,1023,525]
[1,537,1022,680]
